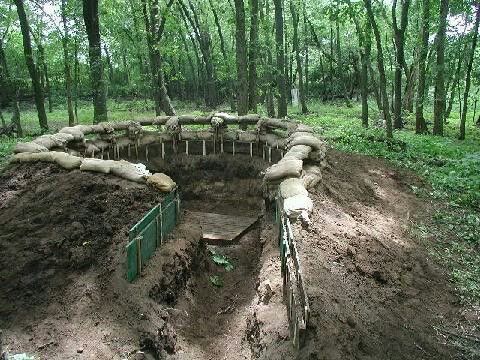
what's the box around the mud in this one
[0,150,474,359]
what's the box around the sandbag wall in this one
[9,112,327,350]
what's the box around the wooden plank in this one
[187,211,258,243]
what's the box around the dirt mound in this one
[293,150,466,360]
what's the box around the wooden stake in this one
[221,135,224,153]
[202,140,206,156]
[250,142,253,157]
[145,145,149,162]
[268,146,272,163]
[161,142,165,159]
[232,141,235,156]
[186,140,189,155]
[128,144,131,157]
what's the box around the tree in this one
[273,0,287,117]
[415,0,429,134]
[83,0,108,123]
[61,0,75,126]
[291,0,308,114]
[248,0,259,112]
[14,0,48,131]
[141,0,176,116]
[364,0,392,138]
[234,0,248,115]
[459,3,480,140]
[392,0,411,129]
[433,0,449,136]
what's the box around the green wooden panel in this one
[161,200,177,239]
[126,238,138,282]
[129,205,160,241]
[140,220,157,264]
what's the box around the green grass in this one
[291,101,480,304]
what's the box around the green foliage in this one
[298,101,480,303]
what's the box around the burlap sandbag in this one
[221,130,238,141]
[196,131,213,140]
[259,133,283,148]
[180,131,197,140]
[283,194,313,221]
[309,147,327,162]
[80,158,115,174]
[12,151,55,163]
[59,127,84,141]
[110,160,147,182]
[32,135,57,149]
[264,158,303,182]
[283,145,312,160]
[289,135,324,150]
[14,142,48,153]
[238,131,257,142]
[51,152,82,170]
[91,139,111,150]
[289,131,314,139]
[301,165,322,189]
[74,125,94,134]
[279,178,308,199]
[51,132,74,146]
[85,142,100,156]
[147,173,177,192]
[294,124,313,133]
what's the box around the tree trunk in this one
[12,90,23,137]
[415,0,429,133]
[0,38,10,107]
[74,34,79,123]
[433,0,449,136]
[248,0,259,112]
[14,0,48,131]
[83,0,108,123]
[459,4,480,140]
[392,0,411,129]
[273,0,287,117]
[61,0,75,126]
[445,48,465,120]
[364,0,392,138]
[234,0,249,115]
[291,0,307,114]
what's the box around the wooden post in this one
[202,140,206,156]
[250,142,253,157]
[268,146,272,163]
[232,141,236,156]
[185,140,189,155]
[221,134,224,153]
[161,142,165,159]
[128,144,131,157]
[145,145,149,162]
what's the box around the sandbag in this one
[259,133,284,148]
[283,145,311,160]
[293,124,313,133]
[264,159,303,182]
[196,131,213,140]
[283,194,313,222]
[289,131,314,139]
[51,152,82,170]
[279,178,308,199]
[309,147,327,162]
[140,132,160,145]
[180,131,197,140]
[59,127,84,141]
[166,116,180,134]
[85,142,100,156]
[302,165,322,189]
[12,151,55,163]
[289,135,324,150]
[14,142,48,153]
[91,139,111,150]
[51,132,75,146]
[147,173,177,192]
[238,131,257,142]
[74,125,94,134]
[80,158,114,174]
[221,130,238,141]
[110,160,148,182]
[32,135,57,149]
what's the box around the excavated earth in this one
[0,150,475,359]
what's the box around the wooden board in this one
[187,211,258,243]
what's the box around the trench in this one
[145,154,288,359]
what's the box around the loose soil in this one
[0,151,475,359]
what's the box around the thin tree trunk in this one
[364,0,392,138]
[74,34,79,123]
[248,0,259,112]
[234,0,249,115]
[273,0,287,117]
[433,0,449,136]
[14,0,48,131]
[61,0,75,126]
[392,0,411,129]
[83,0,108,123]
[291,0,307,114]
[12,89,22,137]
[445,48,465,120]
[415,0,429,133]
[459,4,480,140]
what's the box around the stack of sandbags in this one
[264,158,303,182]
[146,173,176,192]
